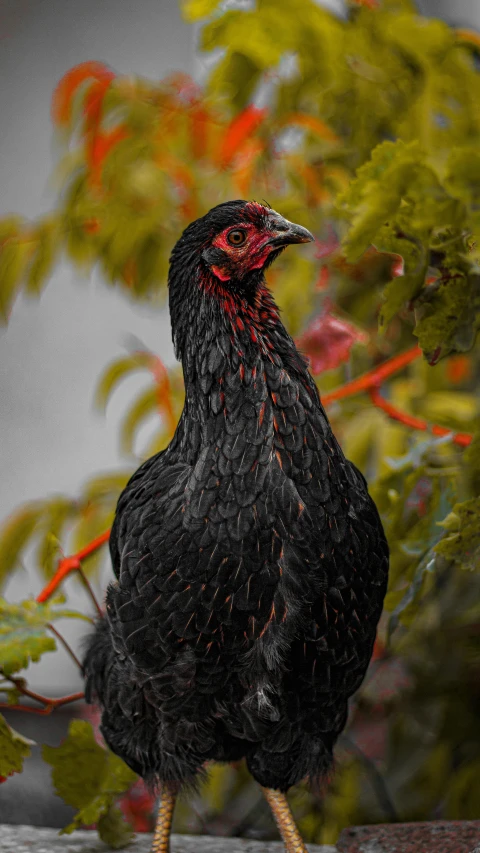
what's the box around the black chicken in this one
[84,201,389,853]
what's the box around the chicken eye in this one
[227,229,247,246]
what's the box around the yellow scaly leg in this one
[151,785,176,853]
[262,787,308,853]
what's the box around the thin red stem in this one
[322,345,422,405]
[77,566,103,619]
[0,669,84,714]
[368,386,472,446]
[47,624,83,670]
[0,693,84,716]
[36,529,110,604]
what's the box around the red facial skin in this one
[201,203,288,357]
[210,219,276,282]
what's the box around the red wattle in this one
[212,265,231,282]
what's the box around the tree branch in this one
[46,623,83,670]
[36,529,110,604]
[368,386,473,447]
[77,566,104,619]
[0,669,84,715]
[322,345,422,405]
[0,693,85,716]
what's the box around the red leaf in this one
[351,0,379,8]
[314,226,339,259]
[297,311,368,374]
[51,61,115,127]
[218,106,267,168]
[189,104,210,159]
[446,355,472,384]
[316,266,330,290]
[119,779,156,832]
[83,77,113,134]
[390,254,404,277]
[89,126,128,185]
[83,218,100,235]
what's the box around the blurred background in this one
[1,0,480,842]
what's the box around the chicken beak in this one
[267,215,314,247]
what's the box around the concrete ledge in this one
[0,825,336,852]
[3,822,480,852]
[337,821,480,853]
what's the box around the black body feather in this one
[84,201,389,792]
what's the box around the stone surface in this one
[337,821,480,853]
[0,825,336,853]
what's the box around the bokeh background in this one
[1,0,480,842]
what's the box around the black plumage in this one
[84,201,388,843]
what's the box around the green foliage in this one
[0,714,34,778]
[0,503,43,591]
[97,805,136,849]
[338,140,425,262]
[0,597,88,676]
[435,496,480,571]
[0,472,130,585]
[1,0,480,844]
[42,720,137,845]
[96,351,184,458]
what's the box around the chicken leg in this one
[151,785,176,853]
[262,787,308,853]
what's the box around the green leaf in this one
[25,218,61,297]
[413,270,477,363]
[435,496,480,571]
[370,224,427,332]
[35,497,76,579]
[71,472,130,574]
[384,12,454,68]
[0,714,34,778]
[98,805,135,849]
[95,353,152,413]
[446,760,480,820]
[338,140,425,261]
[0,236,33,322]
[0,597,88,676]
[379,272,426,333]
[207,51,261,111]
[444,147,480,207]
[202,10,284,68]
[0,504,43,591]
[386,551,437,640]
[120,386,159,457]
[42,720,137,835]
[181,0,223,23]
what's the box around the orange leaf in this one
[189,104,210,160]
[316,266,330,290]
[83,77,114,133]
[289,157,328,205]
[123,258,137,288]
[217,106,267,169]
[51,61,115,127]
[455,28,480,49]
[89,126,128,186]
[281,112,338,143]
[350,0,379,8]
[232,138,266,197]
[446,355,472,384]
[82,218,100,235]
